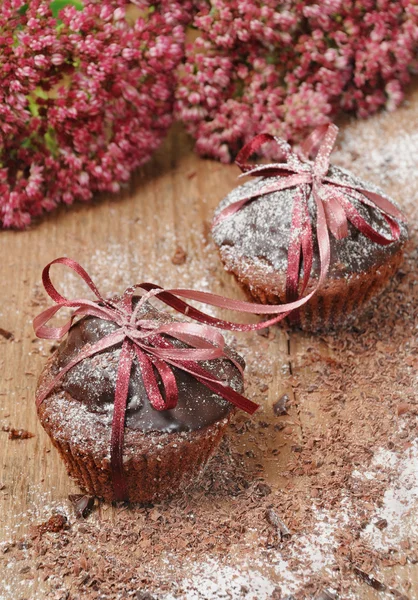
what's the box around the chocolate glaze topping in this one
[213,164,408,278]
[54,307,244,434]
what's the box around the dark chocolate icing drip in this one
[55,307,244,434]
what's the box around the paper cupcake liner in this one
[234,250,404,332]
[39,400,231,503]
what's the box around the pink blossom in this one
[176,0,418,162]
[0,0,191,228]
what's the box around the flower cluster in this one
[176,0,418,162]
[0,0,190,228]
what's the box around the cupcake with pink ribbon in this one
[212,124,408,331]
[34,259,258,503]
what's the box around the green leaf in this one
[21,137,35,149]
[27,96,39,117]
[44,127,59,156]
[49,0,83,19]
[17,3,29,15]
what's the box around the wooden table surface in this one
[0,83,417,599]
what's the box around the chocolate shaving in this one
[2,426,34,440]
[315,591,337,600]
[266,508,291,540]
[256,327,270,338]
[256,483,272,497]
[397,403,410,416]
[171,246,187,265]
[374,518,388,530]
[353,567,386,591]
[69,494,95,519]
[0,327,13,340]
[273,394,290,416]
[135,592,157,600]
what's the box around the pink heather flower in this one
[176,0,418,162]
[0,0,192,229]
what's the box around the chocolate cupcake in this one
[36,304,245,503]
[212,126,408,331]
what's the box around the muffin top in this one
[212,164,408,279]
[46,306,244,435]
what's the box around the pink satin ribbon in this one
[35,257,312,501]
[213,123,405,308]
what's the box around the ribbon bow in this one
[213,124,405,303]
[35,257,327,501]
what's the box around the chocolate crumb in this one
[171,246,187,265]
[34,514,69,536]
[69,494,95,519]
[273,394,290,416]
[0,327,14,340]
[2,426,35,440]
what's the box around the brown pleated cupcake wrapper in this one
[46,417,230,503]
[235,251,404,332]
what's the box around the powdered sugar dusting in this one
[163,559,276,600]
[4,88,418,600]
[362,441,418,552]
[212,163,407,280]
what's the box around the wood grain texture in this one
[0,84,417,599]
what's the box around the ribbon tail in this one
[138,284,319,331]
[148,357,178,410]
[286,187,304,302]
[236,133,290,171]
[110,339,133,502]
[321,187,349,240]
[174,358,258,415]
[337,192,401,245]
[325,179,406,222]
[133,345,177,411]
[145,336,254,412]
[312,124,339,178]
[300,191,314,294]
[197,375,258,415]
[313,187,332,289]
